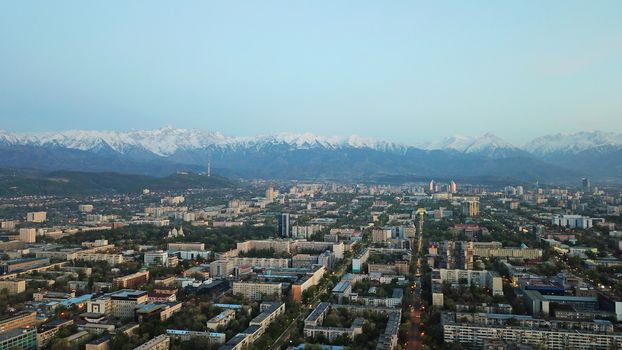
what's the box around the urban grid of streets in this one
[1,180,622,350]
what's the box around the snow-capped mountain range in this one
[0,127,407,156]
[3,127,620,155]
[0,127,621,181]
[524,131,622,156]
[417,133,528,158]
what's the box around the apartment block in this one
[133,334,170,350]
[111,290,148,319]
[432,269,503,296]
[473,245,542,260]
[232,282,282,301]
[77,253,124,265]
[144,251,169,267]
[461,200,479,217]
[291,266,327,302]
[166,329,226,345]
[0,311,36,333]
[236,240,291,254]
[18,228,36,243]
[0,279,26,295]
[136,302,182,322]
[372,228,392,242]
[223,257,289,269]
[167,242,205,251]
[352,248,370,273]
[0,257,50,274]
[444,321,622,350]
[113,270,150,289]
[0,327,36,350]
[206,309,236,330]
[26,211,47,223]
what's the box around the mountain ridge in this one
[1,128,621,182]
[3,127,621,156]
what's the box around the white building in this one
[144,251,169,267]
[432,268,503,296]
[78,205,94,213]
[551,214,593,229]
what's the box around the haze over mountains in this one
[1,127,621,183]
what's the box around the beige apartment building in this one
[167,242,205,251]
[0,311,36,333]
[77,253,124,265]
[206,309,236,330]
[461,200,480,217]
[0,280,26,295]
[232,281,282,301]
[113,271,150,289]
[133,334,170,350]
[26,211,47,223]
[18,228,36,243]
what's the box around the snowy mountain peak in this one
[525,131,622,156]
[422,133,519,153]
[0,128,407,156]
[465,133,519,153]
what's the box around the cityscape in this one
[2,1,622,350]
[2,175,622,350]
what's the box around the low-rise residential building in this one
[232,282,282,301]
[0,311,36,333]
[110,289,149,319]
[133,334,170,350]
[167,242,205,251]
[113,271,150,289]
[144,250,169,267]
[166,329,226,345]
[0,327,37,350]
[0,279,26,295]
[291,266,327,302]
[77,253,124,266]
[351,289,404,308]
[62,331,91,349]
[303,303,400,349]
[206,309,236,330]
[218,302,285,350]
[136,302,182,322]
[432,269,503,296]
[1,258,50,274]
[37,319,74,348]
[85,336,111,350]
[443,312,622,350]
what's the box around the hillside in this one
[0,169,236,196]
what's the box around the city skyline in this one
[1,1,622,144]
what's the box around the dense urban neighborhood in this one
[1,174,622,349]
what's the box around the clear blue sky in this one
[1,1,621,144]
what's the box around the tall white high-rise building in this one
[450,181,457,193]
[277,213,291,238]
